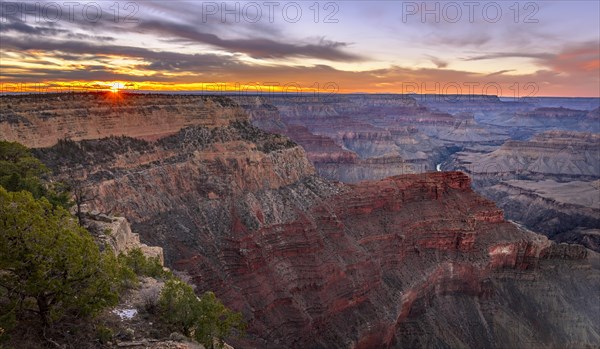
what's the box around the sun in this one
[110,82,125,93]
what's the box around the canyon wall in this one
[241,94,510,183]
[484,180,600,251]
[448,130,600,250]
[0,92,246,147]
[451,130,600,181]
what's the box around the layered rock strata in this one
[0,92,246,147]
[448,130,600,250]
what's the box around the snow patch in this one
[113,308,138,320]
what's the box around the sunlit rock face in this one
[6,93,599,348]
[87,212,165,264]
[0,92,246,147]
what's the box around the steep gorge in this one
[2,93,599,348]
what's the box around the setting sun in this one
[110,82,125,93]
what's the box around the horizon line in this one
[1,91,599,100]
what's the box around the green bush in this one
[119,248,165,279]
[96,325,114,344]
[102,248,138,291]
[158,280,246,349]
[0,141,70,208]
[158,280,200,337]
[0,187,120,329]
[194,291,246,349]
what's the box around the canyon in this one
[1,93,599,348]
[235,95,510,183]
[239,95,599,255]
[234,95,599,254]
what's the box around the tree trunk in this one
[76,200,83,226]
[37,294,50,327]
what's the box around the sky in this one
[0,0,599,96]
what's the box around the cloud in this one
[0,36,236,68]
[425,55,448,68]
[0,65,170,82]
[464,41,600,78]
[0,14,66,36]
[1,1,361,62]
[428,33,492,48]
[134,20,362,61]
[0,11,115,42]
[486,70,515,77]
[463,52,554,61]
[540,41,600,75]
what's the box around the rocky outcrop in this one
[274,125,416,182]
[283,125,359,164]
[231,96,286,133]
[554,228,600,252]
[522,97,600,111]
[273,117,420,182]
[522,107,590,118]
[316,157,415,183]
[264,94,419,118]
[86,212,165,264]
[7,93,599,348]
[34,121,306,221]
